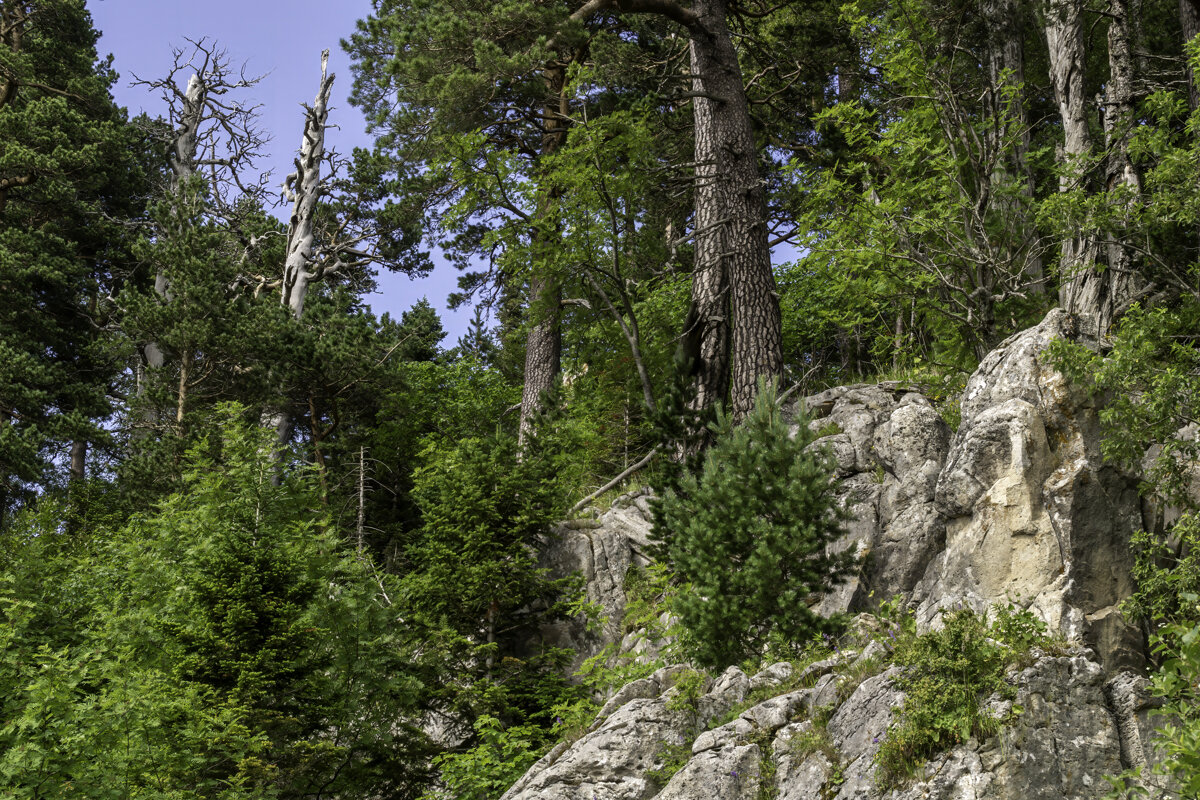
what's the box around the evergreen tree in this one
[0,0,149,520]
[654,383,855,667]
[401,408,582,732]
[0,409,430,798]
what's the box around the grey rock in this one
[535,497,658,671]
[885,655,1124,800]
[749,661,795,692]
[697,666,752,725]
[910,310,1143,669]
[509,309,1163,800]
[500,696,693,800]
[827,669,902,767]
[656,743,763,800]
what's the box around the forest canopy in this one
[6,0,1200,796]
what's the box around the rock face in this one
[502,641,1128,800]
[534,488,658,672]
[512,310,1162,800]
[541,312,1143,670]
[914,310,1142,671]
[800,310,1143,672]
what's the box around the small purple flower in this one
[730,769,739,778]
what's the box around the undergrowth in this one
[874,604,1054,789]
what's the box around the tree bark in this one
[685,3,731,418]
[1182,0,1200,109]
[984,0,1043,293]
[1099,0,1143,332]
[1044,0,1103,334]
[281,51,334,321]
[518,271,562,444]
[518,63,570,445]
[688,0,781,419]
[69,440,86,482]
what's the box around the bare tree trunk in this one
[144,74,206,376]
[689,0,781,420]
[893,313,904,372]
[135,74,205,425]
[281,51,334,321]
[176,349,192,427]
[357,446,366,554]
[1100,0,1144,331]
[69,440,86,482]
[1045,0,1103,333]
[265,51,335,468]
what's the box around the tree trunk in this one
[518,63,570,444]
[1044,0,1103,333]
[69,440,86,482]
[688,0,781,420]
[176,349,192,427]
[1182,0,1200,109]
[266,52,335,469]
[1099,0,1143,335]
[281,51,334,321]
[518,272,562,445]
[984,0,1043,293]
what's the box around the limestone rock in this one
[499,695,690,800]
[504,637,1135,800]
[912,310,1143,670]
[509,309,1164,800]
[655,743,762,800]
[535,488,657,670]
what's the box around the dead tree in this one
[131,39,267,396]
[134,38,270,215]
[268,50,389,451]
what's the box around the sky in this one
[88,0,476,342]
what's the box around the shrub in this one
[653,382,856,668]
[426,716,546,800]
[1145,607,1200,798]
[875,606,1049,788]
[0,409,430,798]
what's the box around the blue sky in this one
[89,0,476,341]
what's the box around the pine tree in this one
[0,0,150,520]
[654,383,855,667]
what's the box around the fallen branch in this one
[570,446,659,514]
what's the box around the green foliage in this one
[654,382,855,668]
[1145,609,1200,799]
[426,715,547,800]
[400,406,590,788]
[567,562,679,725]
[1124,515,1200,638]
[0,409,428,798]
[789,725,837,762]
[1050,301,1200,510]
[0,0,150,518]
[646,738,695,790]
[664,669,708,714]
[1105,598,1200,800]
[790,0,1048,369]
[875,606,1050,788]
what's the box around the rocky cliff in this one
[513,310,1170,799]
